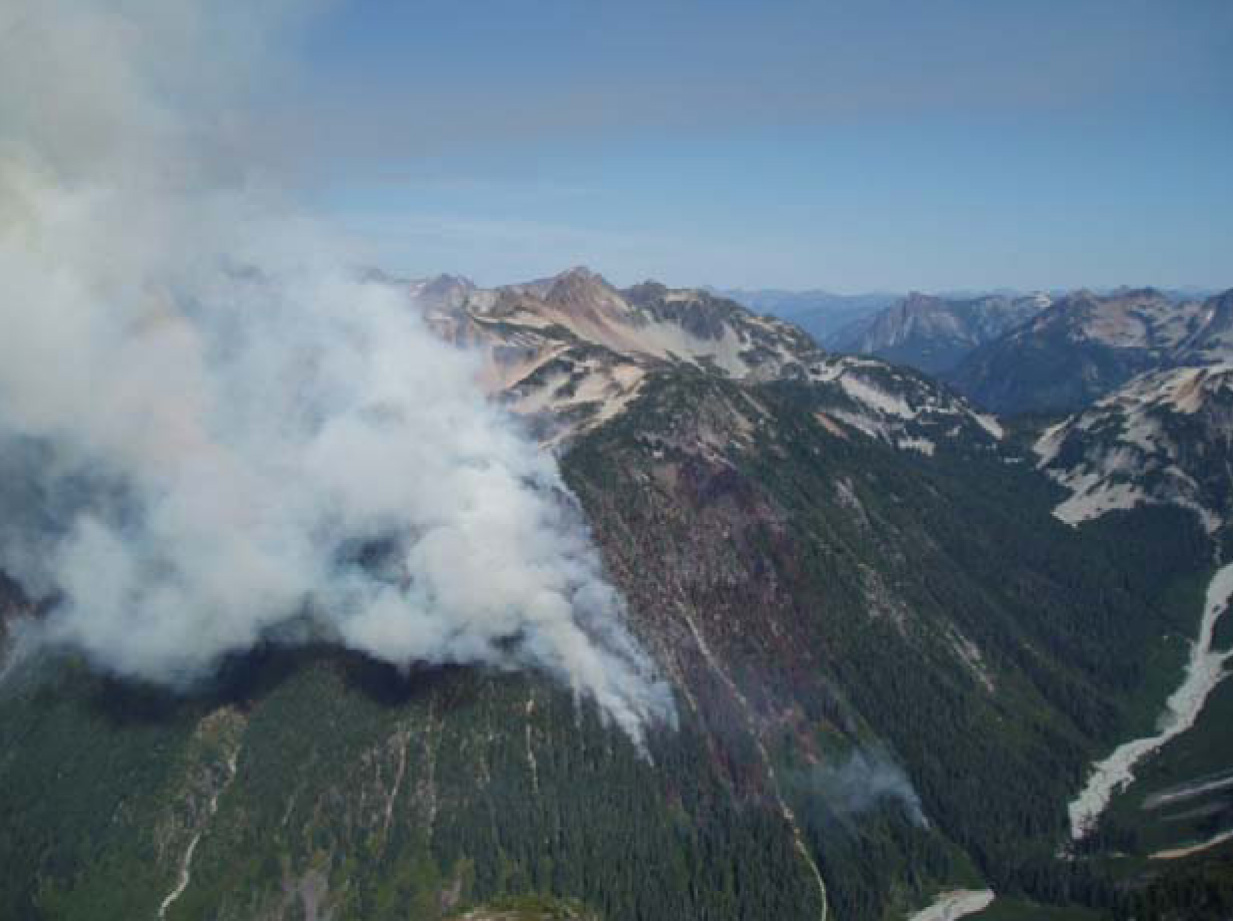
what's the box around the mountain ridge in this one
[0,266,1229,920]
[949,287,1233,415]
[404,268,1003,455]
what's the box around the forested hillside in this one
[0,356,1218,920]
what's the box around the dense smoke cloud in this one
[0,0,672,743]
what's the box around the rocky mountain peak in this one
[422,272,475,294]
[405,268,1004,455]
[1178,288,1233,362]
[900,291,940,310]
[544,266,622,310]
[408,273,476,312]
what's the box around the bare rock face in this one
[1178,288,1233,364]
[1036,362,1233,536]
[401,267,1000,453]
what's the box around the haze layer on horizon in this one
[270,1,1231,292]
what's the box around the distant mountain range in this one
[716,288,900,342]
[722,286,1219,356]
[950,288,1233,415]
[727,284,1233,419]
[827,291,1053,375]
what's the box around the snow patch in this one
[1052,475,1148,526]
[897,437,936,456]
[839,374,916,419]
[1037,364,1233,532]
[972,412,1003,440]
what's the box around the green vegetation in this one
[1116,844,1233,921]
[0,365,1225,920]
[0,651,825,921]
[566,372,1218,913]
[972,897,1108,920]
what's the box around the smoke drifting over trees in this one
[0,0,672,743]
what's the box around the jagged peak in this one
[1059,288,1097,305]
[897,291,944,312]
[1204,287,1233,309]
[546,265,611,289]
[555,264,602,281]
[622,279,712,306]
[624,279,670,299]
[543,266,626,315]
[421,272,475,291]
[407,272,477,314]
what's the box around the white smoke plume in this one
[812,749,927,826]
[0,0,673,743]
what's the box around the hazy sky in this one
[278,1,1232,292]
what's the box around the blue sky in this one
[281,1,1233,291]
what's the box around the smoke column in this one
[0,0,673,743]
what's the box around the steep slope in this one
[1034,363,1233,537]
[1177,289,1233,365]
[565,372,1207,894]
[406,273,477,313]
[409,268,1002,456]
[408,269,819,446]
[1,368,1202,921]
[829,292,1050,375]
[1029,364,1233,915]
[949,288,1217,415]
[0,268,1218,921]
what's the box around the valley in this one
[4,3,1231,918]
[1068,563,1233,840]
[4,268,1232,919]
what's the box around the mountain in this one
[828,292,1052,374]
[719,288,900,344]
[406,272,477,313]
[0,268,1227,921]
[1029,361,1233,919]
[410,269,1000,452]
[408,268,819,446]
[948,288,1231,415]
[1035,362,1233,538]
[1176,289,1233,365]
